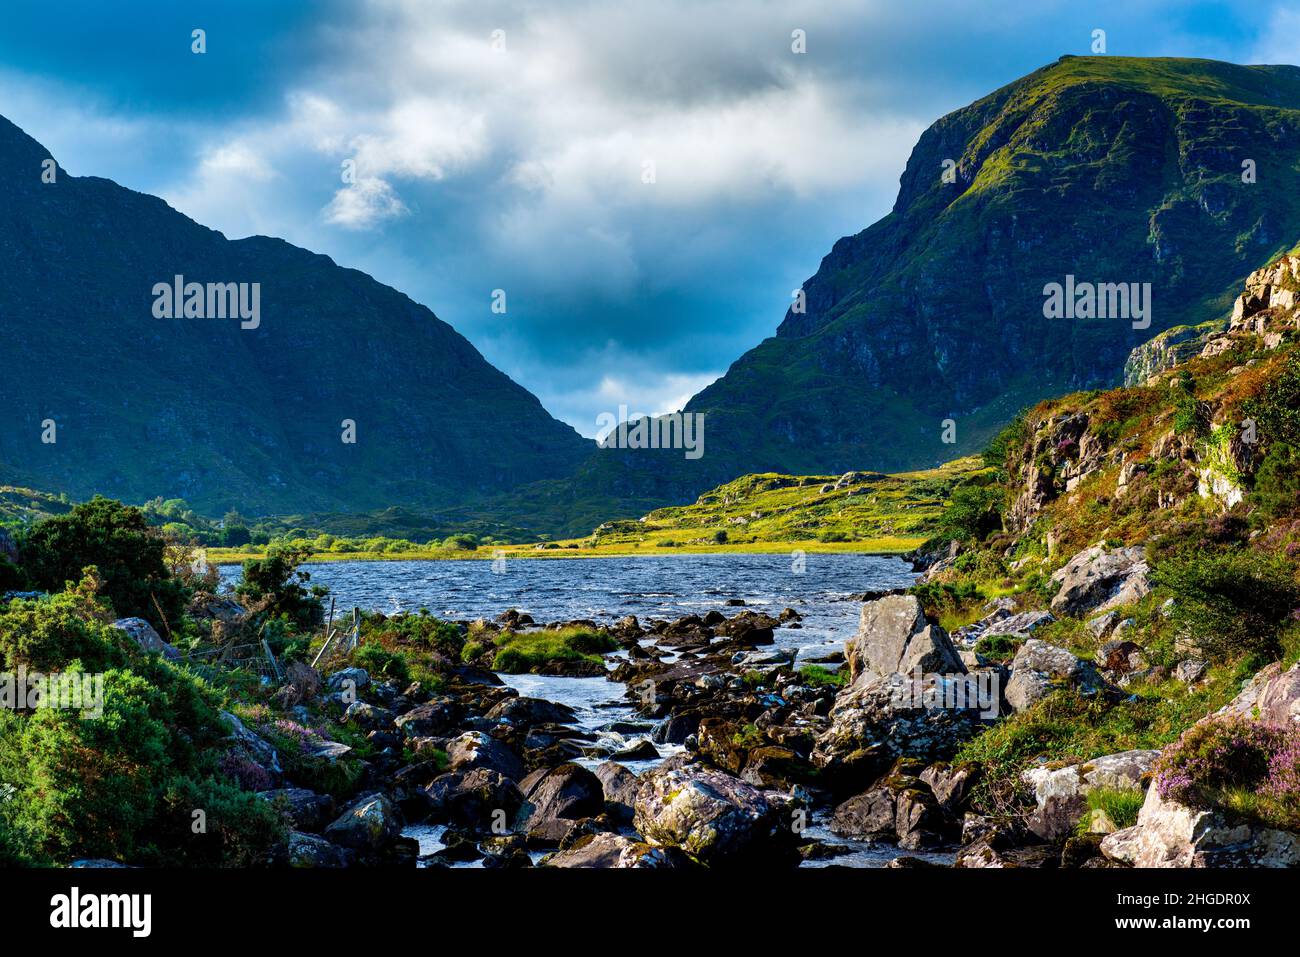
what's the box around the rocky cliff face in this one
[669,57,1300,489]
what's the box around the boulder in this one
[485,696,577,727]
[517,763,605,832]
[392,699,461,738]
[258,788,336,832]
[812,673,986,792]
[633,766,798,867]
[1049,544,1150,616]
[830,788,897,842]
[286,831,354,868]
[342,701,395,732]
[424,768,525,832]
[845,595,964,685]
[446,731,526,781]
[979,611,1055,639]
[544,832,677,868]
[1021,750,1159,842]
[1004,640,1104,712]
[919,762,978,812]
[594,761,640,819]
[1101,783,1300,867]
[219,710,281,781]
[323,793,404,852]
[326,667,370,692]
[1214,661,1300,727]
[110,617,180,661]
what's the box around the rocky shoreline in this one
[177,522,1299,871]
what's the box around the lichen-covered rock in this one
[110,617,180,661]
[633,766,798,867]
[812,673,986,791]
[1101,783,1300,867]
[286,830,354,868]
[1049,544,1150,616]
[424,768,524,831]
[445,731,526,781]
[1021,750,1159,841]
[544,832,677,868]
[845,595,964,686]
[1004,639,1104,712]
[1213,661,1300,727]
[323,793,404,852]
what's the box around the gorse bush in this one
[1152,548,1300,662]
[20,497,186,631]
[236,547,326,631]
[0,580,127,673]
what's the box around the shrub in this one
[21,497,186,630]
[935,483,1003,543]
[236,548,326,631]
[973,634,1020,663]
[352,643,410,684]
[1154,718,1300,830]
[0,660,268,865]
[1250,442,1300,523]
[1152,548,1300,661]
[0,582,126,673]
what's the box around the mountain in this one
[0,115,592,518]
[664,56,1300,484]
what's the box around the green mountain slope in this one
[635,56,1300,492]
[0,115,592,519]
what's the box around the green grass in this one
[798,665,848,690]
[479,626,618,674]
[1077,787,1146,835]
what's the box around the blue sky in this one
[0,0,1290,436]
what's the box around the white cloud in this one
[324,176,410,229]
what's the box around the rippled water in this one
[220,553,927,868]
[219,552,916,662]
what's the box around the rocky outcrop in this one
[1123,320,1228,386]
[632,766,798,867]
[110,617,180,661]
[1021,750,1158,841]
[1214,661,1300,727]
[1049,544,1150,616]
[1101,783,1300,867]
[845,594,964,686]
[1004,640,1105,712]
[545,832,677,868]
[812,673,986,790]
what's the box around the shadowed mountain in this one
[0,115,592,517]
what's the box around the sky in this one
[0,0,1292,437]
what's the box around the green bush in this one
[352,643,410,684]
[21,497,186,630]
[0,584,127,673]
[0,659,282,866]
[935,483,1003,543]
[1250,442,1300,523]
[1152,548,1300,662]
[236,548,326,631]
